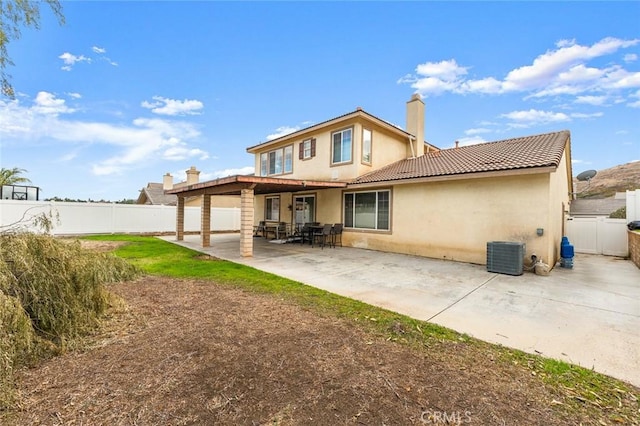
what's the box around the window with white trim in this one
[265,196,280,221]
[344,190,390,230]
[299,138,316,160]
[260,145,293,176]
[332,128,352,164]
[362,128,372,164]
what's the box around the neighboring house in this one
[137,166,240,208]
[137,182,179,206]
[168,95,573,267]
[569,194,626,217]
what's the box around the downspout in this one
[408,135,416,158]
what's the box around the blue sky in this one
[0,1,638,201]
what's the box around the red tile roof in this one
[352,130,570,184]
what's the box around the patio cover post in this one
[176,196,185,241]
[240,187,254,257]
[201,194,211,247]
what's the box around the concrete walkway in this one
[161,234,640,387]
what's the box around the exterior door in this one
[295,195,315,226]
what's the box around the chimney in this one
[455,140,459,150]
[162,173,173,190]
[406,94,425,158]
[186,166,200,185]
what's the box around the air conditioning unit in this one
[486,242,525,276]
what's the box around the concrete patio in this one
[161,233,640,387]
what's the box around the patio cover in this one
[166,174,347,256]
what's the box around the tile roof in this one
[352,130,570,184]
[137,182,177,205]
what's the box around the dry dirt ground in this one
[4,272,608,426]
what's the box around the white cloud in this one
[58,52,91,71]
[615,130,629,135]
[0,94,208,176]
[141,96,204,116]
[628,89,640,107]
[416,59,468,80]
[209,166,255,179]
[163,146,209,161]
[570,112,603,119]
[266,126,300,140]
[624,53,638,63]
[400,59,469,96]
[67,92,82,99]
[58,151,78,162]
[575,95,606,105]
[92,46,106,54]
[500,109,570,127]
[571,159,592,165]
[32,91,75,115]
[464,128,491,135]
[400,37,640,104]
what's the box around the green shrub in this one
[0,233,140,408]
[609,206,626,219]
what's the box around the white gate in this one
[565,217,629,256]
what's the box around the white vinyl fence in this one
[0,200,240,235]
[565,217,628,256]
[628,189,640,221]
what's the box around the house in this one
[168,95,573,267]
[137,166,240,208]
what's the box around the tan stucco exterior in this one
[176,97,572,264]
[340,172,559,265]
[251,117,412,183]
[252,153,572,267]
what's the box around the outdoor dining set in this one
[253,221,343,249]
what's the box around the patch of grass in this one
[85,235,640,423]
[85,235,460,341]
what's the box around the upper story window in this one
[299,138,316,160]
[260,145,293,176]
[362,128,372,164]
[332,128,352,165]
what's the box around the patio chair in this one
[276,221,287,239]
[312,223,333,249]
[331,223,343,247]
[298,222,319,244]
[253,221,266,238]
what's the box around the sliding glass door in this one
[294,195,315,226]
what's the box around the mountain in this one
[573,161,640,199]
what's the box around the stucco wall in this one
[629,231,640,269]
[343,173,554,265]
[184,195,240,208]
[252,118,409,182]
[546,149,572,265]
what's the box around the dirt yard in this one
[7,276,606,425]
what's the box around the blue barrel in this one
[561,236,574,259]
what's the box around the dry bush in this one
[0,233,140,408]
